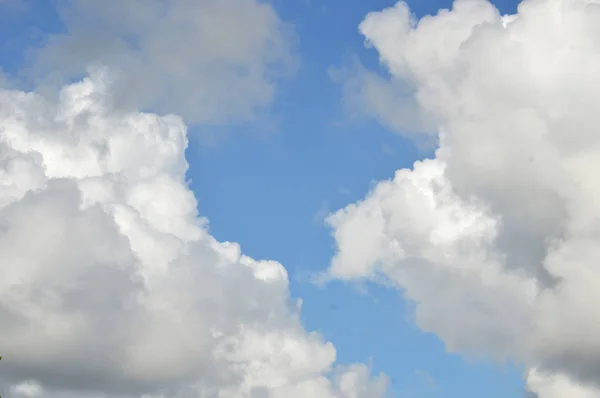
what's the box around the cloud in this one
[526,368,600,398]
[28,0,295,125]
[0,70,388,398]
[327,0,600,396]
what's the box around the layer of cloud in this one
[327,0,600,396]
[29,0,294,125]
[0,71,388,398]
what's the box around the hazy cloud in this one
[30,0,295,126]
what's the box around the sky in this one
[2,0,600,398]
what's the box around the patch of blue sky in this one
[189,0,524,396]
[0,1,63,83]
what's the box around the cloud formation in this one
[0,70,388,398]
[328,0,600,396]
[31,0,294,125]
[0,2,393,396]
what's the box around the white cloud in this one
[30,0,294,125]
[526,368,600,398]
[327,157,537,360]
[328,0,600,396]
[0,71,388,398]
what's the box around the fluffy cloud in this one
[526,368,600,398]
[30,0,294,125]
[0,71,387,398]
[328,0,600,396]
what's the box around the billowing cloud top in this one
[0,70,388,398]
[329,0,600,396]
[0,0,389,396]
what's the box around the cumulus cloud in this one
[526,368,600,398]
[29,0,294,125]
[0,71,388,397]
[327,0,600,396]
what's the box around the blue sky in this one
[190,0,523,396]
[0,0,526,396]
